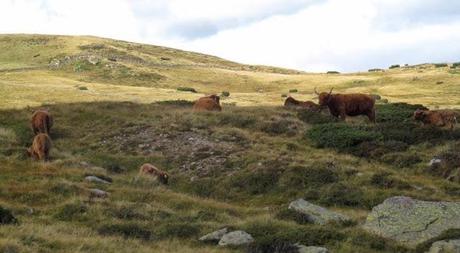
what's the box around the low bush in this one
[280,165,339,189]
[380,152,422,168]
[327,71,340,74]
[155,222,200,239]
[307,123,382,150]
[281,94,288,98]
[297,110,337,124]
[221,91,230,97]
[453,62,460,68]
[368,68,385,72]
[370,172,412,189]
[389,64,400,69]
[54,203,88,221]
[260,119,297,136]
[155,100,194,107]
[0,206,18,225]
[434,63,448,68]
[289,89,298,93]
[176,87,197,93]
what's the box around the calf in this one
[413,109,457,130]
[27,133,52,161]
[139,163,169,185]
[284,96,321,111]
[193,95,222,112]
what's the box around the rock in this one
[363,196,460,248]
[296,244,329,253]
[218,230,254,246]
[87,56,100,65]
[429,158,442,167]
[85,176,111,184]
[89,188,109,198]
[48,59,61,69]
[288,199,351,225]
[199,228,228,242]
[0,206,18,225]
[428,239,460,253]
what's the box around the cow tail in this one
[43,116,49,134]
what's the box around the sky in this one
[1,0,460,72]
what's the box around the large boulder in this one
[428,239,460,253]
[363,196,460,248]
[218,230,254,246]
[199,228,228,242]
[288,199,350,225]
[296,244,329,253]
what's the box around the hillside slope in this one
[1,35,460,253]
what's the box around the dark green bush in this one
[389,64,400,69]
[327,71,340,74]
[289,89,298,93]
[218,113,256,128]
[453,62,460,68]
[376,103,427,123]
[176,87,197,93]
[221,91,230,97]
[307,123,382,150]
[98,223,153,240]
[260,119,296,136]
[229,168,281,195]
[281,94,288,98]
[380,152,422,168]
[370,172,412,189]
[78,86,88,91]
[156,222,200,239]
[281,165,339,189]
[0,206,18,225]
[434,63,448,68]
[368,68,384,72]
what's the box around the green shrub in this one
[289,89,298,93]
[228,168,281,195]
[307,123,382,150]
[327,71,340,74]
[380,152,422,168]
[98,223,153,240]
[453,62,460,68]
[316,183,390,209]
[370,172,412,189]
[156,222,200,239]
[370,94,381,100]
[376,103,427,123]
[389,64,400,69]
[78,86,88,91]
[368,68,384,72]
[221,91,230,97]
[176,87,197,93]
[218,113,256,128]
[281,165,339,189]
[260,119,297,136]
[0,206,18,225]
[73,60,93,72]
[281,94,288,98]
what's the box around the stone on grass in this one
[288,199,350,225]
[218,230,254,246]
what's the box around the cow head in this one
[208,95,220,104]
[413,109,428,120]
[315,87,334,106]
[159,173,169,185]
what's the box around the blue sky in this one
[1,0,460,72]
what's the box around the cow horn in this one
[328,88,334,95]
[314,87,319,95]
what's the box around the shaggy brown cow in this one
[139,163,169,184]
[193,95,222,112]
[413,109,457,130]
[31,109,53,134]
[315,88,376,122]
[27,133,52,161]
[284,96,321,111]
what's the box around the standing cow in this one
[27,133,52,161]
[315,88,376,122]
[31,109,53,135]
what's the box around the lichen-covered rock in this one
[218,230,254,246]
[428,239,460,253]
[85,175,111,184]
[199,228,228,242]
[363,196,460,248]
[288,199,350,225]
[89,188,109,198]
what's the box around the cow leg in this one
[367,109,376,123]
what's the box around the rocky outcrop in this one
[296,244,329,253]
[363,196,460,248]
[428,239,460,253]
[218,230,254,246]
[288,199,350,225]
[85,175,111,184]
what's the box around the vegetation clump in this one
[176,87,197,93]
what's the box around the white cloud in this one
[0,0,459,72]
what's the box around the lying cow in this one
[413,109,457,130]
[27,133,52,161]
[315,88,376,122]
[31,109,53,135]
[284,96,321,112]
[193,95,222,112]
[139,163,169,185]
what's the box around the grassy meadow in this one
[1,34,460,252]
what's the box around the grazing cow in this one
[31,109,53,135]
[284,96,321,111]
[27,133,52,161]
[413,109,457,130]
[315,88,376,122]
[193,95,222,112]
[139,163,169,185]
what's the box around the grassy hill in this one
[1,34,460,253]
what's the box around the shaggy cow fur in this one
[31,109,53,135]
[193,95,222,112]
[27,133,52,161]
[414,109,457,130]
[316,88,375,122]
[139,163,169,184]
